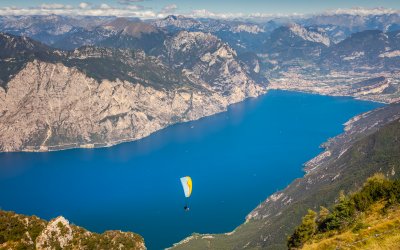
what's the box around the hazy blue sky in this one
[0,0,399,18]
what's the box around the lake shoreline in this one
[0,90,383,249]
[1,90,268,154]
[2,89,386,154]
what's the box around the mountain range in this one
[0,28,265,152]
[0,11,400,249]
[1,14,399,152]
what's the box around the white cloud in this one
[0,4,157,18]
[126,5,145,11]
[184,9,298,19]
[40,3,73,9]
[188,9,245,19]
[0,5,397,20]
[118,0,145,5]
[79,2,90,9]
[160,4,177,14]
[100,3,111,9]
[323,7,400,16]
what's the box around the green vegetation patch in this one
[288,174,400,249]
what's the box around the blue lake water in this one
[0,90,383,249]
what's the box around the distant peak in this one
[164,15,188,20]
[108,17,131,26]
[165,15,178,20]
[282,23,331,46]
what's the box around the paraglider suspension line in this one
[184,199,190,211]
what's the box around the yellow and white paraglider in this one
[180,176,192,211]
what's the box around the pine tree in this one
[287,209,317,249]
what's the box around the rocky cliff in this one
[0,32,266,152]
[0,210,145,250]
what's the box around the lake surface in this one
[0,90,383,249]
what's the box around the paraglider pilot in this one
[180,176,192,212]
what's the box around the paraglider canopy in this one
[180,176,192,198]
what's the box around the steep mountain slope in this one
[103,18,159,36]
[50,26,114,50]
[98,18,167,53]
[0,15,113,47]
[321,30,400,72]
[163,31,267,98]
[303,204,400,249]
[97,31,166,54]
[263,24,400,73]
[0,210,145,250]
[63,46,187,89]
[0,32,266,152]
[290,176,400,250]
[266,28,400,104]
[1,12,400,249]
[1,13,398,53]
[0,32,58,87]
[302,12,400,36]
[153,16,269,54]
[264,23,330,62]
[0,17,165,51]
[152,15,203,32]
[260,23,332,79]
[170,103,400,249]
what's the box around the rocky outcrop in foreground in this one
[0,210,145,250]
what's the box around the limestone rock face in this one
[36,217,73,249]
[165,31,265,103]
[0,210,146,250]
[0,59,265,152]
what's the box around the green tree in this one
[317,206,330,222]
[287,209,317,249]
